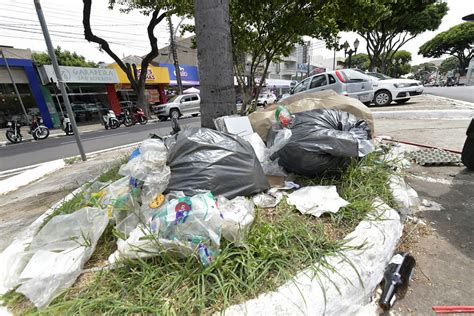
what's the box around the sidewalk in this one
[0,118,159,145]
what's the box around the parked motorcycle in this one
[5,120,22,144]
[131,107,148,125]
[102,110,120,129]
[29,115,49,140]
[62,114,74,135]
[117,109,133,127]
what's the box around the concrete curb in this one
[424,93,474,109]
[0,159,66,195]
[222,201,403,315]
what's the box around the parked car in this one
[289,69,374,104]
[154,93,201,121]
[366,72,424,106]
[256,93,277,106]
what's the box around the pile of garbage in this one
[0,91,379,308]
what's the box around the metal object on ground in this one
[407,148,461,166]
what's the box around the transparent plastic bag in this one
[218,196,255,246]
[16,207,108,308]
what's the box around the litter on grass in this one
[287,186,349,217]
[388,175,420,216]
[14,208,108,308]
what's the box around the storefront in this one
[108,63,170,106]
[160,63,199,87]
[38,65,120,125]
[0,48,53,128]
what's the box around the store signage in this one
[40,65,119,84]
[297,63,309,72]
[161,63,199,84]
[137,68,156,80]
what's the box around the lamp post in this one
[344,38,359,69]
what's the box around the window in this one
[293,78,310,93]
[182,96,192,102]
[191,95,199,101]
[328,74,336,84]
[340,69,370,82]
[310,75,327,89]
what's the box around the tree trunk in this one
[194,0,236,128]
[136,84,150,117]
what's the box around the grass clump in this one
[3,151,396,315]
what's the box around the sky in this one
[0,0,468,66]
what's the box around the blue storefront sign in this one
[161,63,199,86]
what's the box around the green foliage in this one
[386,50,412,77]
[411,62,437,81]
[346,53,370,70]
[338,0,448,73]
[230,0,339,113]
[419,22,474,75]
[439,57,460,75]
[32,46,97,67]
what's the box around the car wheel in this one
[374,90,392,106]
[395,98,410,104]
[170,109,180,120]
[159,116,168,122]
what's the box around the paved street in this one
[0,117,200,171]
[424,86,474,103]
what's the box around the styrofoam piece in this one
[388,175,420,215]
[287,186,349,217]
[0,159,65,195]
[221,200,403,316]
[242,133,266,162]
[223,116,254,136]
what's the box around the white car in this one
[153,93,201,120]
[366,72,424,106]
[256,93,277,106]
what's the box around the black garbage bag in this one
[275,109,372,176]
[165,127,270,199]
[462,118,474,169]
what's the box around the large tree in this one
[193,0,236,128]
[82,0,189,115]
[439,56,460,75]
[32,46,97,67]
[338,0,447,73]
[345,53,370,70]
[419,22,474,76]
[231,0,339,113]
[385,50,412,77]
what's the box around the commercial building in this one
[152,37,198,66]
[38,64,121,125]
[0,46,54,128]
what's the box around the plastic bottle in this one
[379,252,416,310]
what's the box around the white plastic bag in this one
[287,186,349,217]
[218,196,255,246]
[16,207,109,308]
[388,175,420,215]
[252,191,283,208]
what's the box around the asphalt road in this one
[424,86,474,103]
[0,117,201,171]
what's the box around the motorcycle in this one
[131,107,148,125]
[102,110,120,129]
[62,114,74,135]
[29,115,49,140]
[117,109,133,127]
[5,120,22,144]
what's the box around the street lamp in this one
[344,38,359,68]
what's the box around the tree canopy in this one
[32,46,97,67]
[338,0,447,73]
[346,53,370,70]
[419,22,474,75]
[439,56,460,75]
[229,0,339,113]
[385,50,412,77]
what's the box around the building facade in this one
[0,46,54,128]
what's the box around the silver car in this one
[290,69,374,104]
[154,93,201,121]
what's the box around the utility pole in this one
[34,0,86,161]
[168,16,183,95]
[306,41,311,77]
[0,49,30,124]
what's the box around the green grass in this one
[2,151,395,315]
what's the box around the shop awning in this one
[108,63,170,85]
[38,65,119,85]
